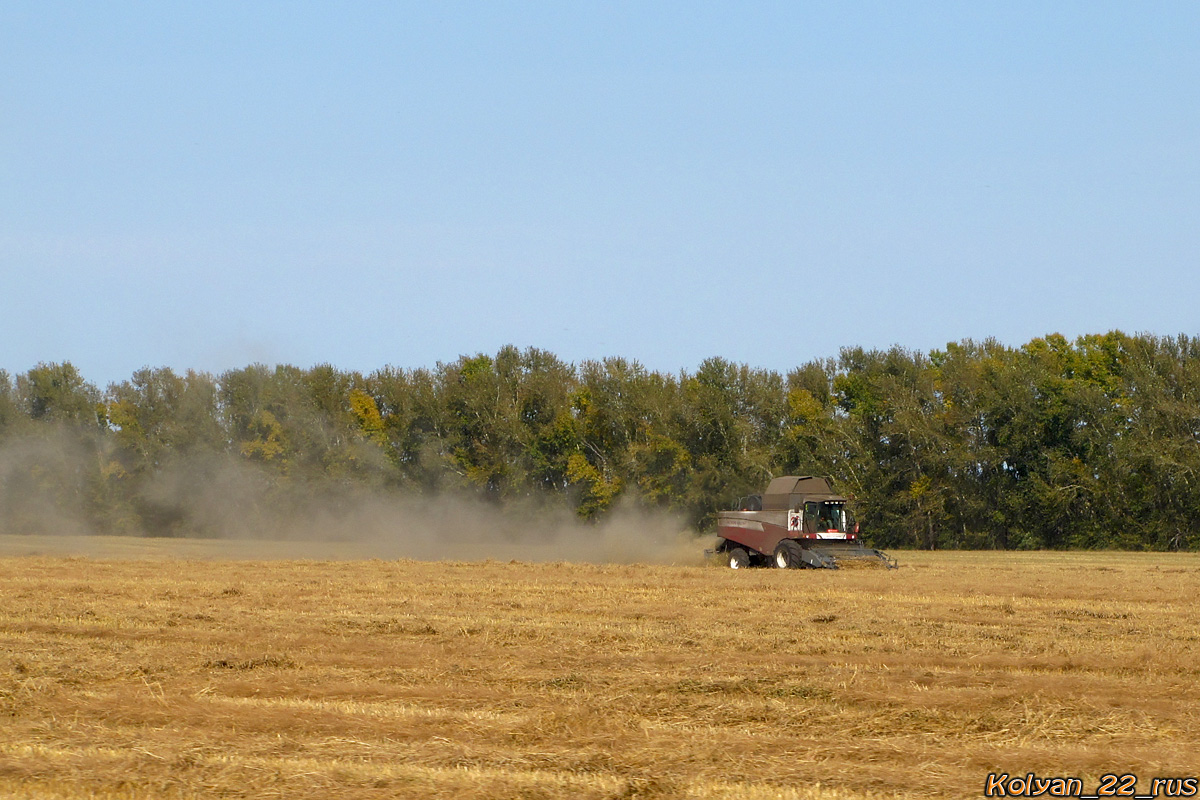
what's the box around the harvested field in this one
[1,538,1199,799]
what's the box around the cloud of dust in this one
[0,432,705,565]
[0,429,96,539]
[336,493,704,565]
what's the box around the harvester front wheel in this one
[727,548,750,569]
[773,539,803,569]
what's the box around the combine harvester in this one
[714,476,896,569]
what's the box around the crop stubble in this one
[0,541,1198,799]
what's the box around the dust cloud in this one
[0,434,705,564]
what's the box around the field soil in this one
[1,537,1198,799]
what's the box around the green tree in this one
[1113,334,1200,550]
[437,346,579,502]
[2,363,106,534]
[675,358,784,527]
[101,368,225,535]
[367,365,454,490]
[0,370,23,441]
[572,357,679,516]
[17,362,101,425]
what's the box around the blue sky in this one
[3,2,1198,387]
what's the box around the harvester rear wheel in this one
[727,548,750,569]
[773,539,803,569]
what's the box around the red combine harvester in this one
[714,476,896,569]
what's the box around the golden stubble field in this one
[1,538,1198,800]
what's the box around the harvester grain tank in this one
[715,476,895,569]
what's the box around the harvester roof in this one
[761,476,845,510]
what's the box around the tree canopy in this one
[2,332,1198,550]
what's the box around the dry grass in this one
[1,538,1199,799]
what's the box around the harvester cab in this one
[715,476,896,570]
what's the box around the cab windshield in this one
[816,502,847,532]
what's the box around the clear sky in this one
[3,2,1198,387]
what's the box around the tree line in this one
[1,331,1198,550]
